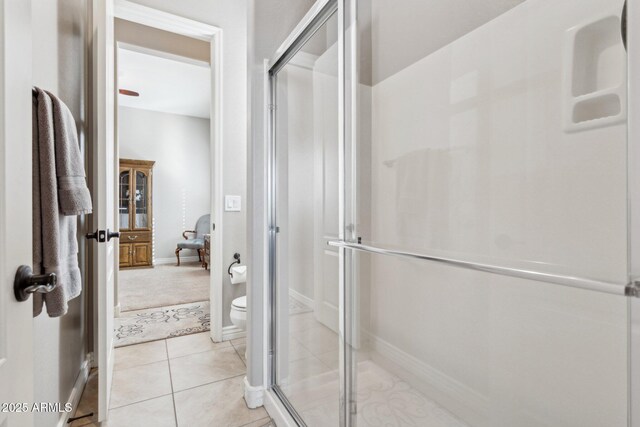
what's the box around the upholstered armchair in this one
[175,214,210,266]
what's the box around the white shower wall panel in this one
[361,0,629,426]
[370,0,627,282]
[364,251,627,427]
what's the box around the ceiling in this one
[118,47,211,119]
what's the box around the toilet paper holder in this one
[227,253,241,276]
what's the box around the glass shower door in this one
[268,0,636,426]
[271,7,342,426]
[341,0,632,426]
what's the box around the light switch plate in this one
[225,195,241,212]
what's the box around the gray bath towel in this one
[47,91,93,216]
[32,87,92,317]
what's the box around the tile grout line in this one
[172,373,246,395]
[165,340,180,427]
[110,340,248,423]
[167,342,234,362]
[114,354,169,372]
[109,392,175,411]
[236,417,271,427]
[230,340,247,367]
[115,342,233,372]
[114,335,172,349]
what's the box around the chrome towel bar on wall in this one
[328,240,632,297]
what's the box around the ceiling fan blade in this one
[119,89,139,97]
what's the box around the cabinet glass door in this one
[134,170,149,229]
[119,170,131,229]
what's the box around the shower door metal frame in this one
[628,1,640,426]
[266,0,349,425]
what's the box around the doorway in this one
[89,1,225,421]
[113,35,213,346]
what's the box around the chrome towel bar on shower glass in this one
[328,240,635,297]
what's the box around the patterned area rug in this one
[114,301,210,347]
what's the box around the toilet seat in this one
[231,296,246,312]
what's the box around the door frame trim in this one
[112,0,225,342]
[628,0,640,425]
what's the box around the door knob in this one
[14,265,57,302]
[86,229,106,242]
[86,229,119,243]
[86,229,99,241]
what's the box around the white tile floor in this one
[280,311,469,427]
[71,333,272,427]
[72,312,467,427]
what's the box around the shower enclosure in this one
[267,0,640,425]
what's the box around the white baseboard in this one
[56,355,91,427]
[243,377,264,409]
[367,333,489,424]
[264,388,298,427]
[154,255,200,265]
[222,324,246,341]
[288,288,313,309]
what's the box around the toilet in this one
[230,295,247,330]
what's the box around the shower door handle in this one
[328,240,629,297]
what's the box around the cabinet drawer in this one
[122,231,151,243]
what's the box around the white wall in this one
[118,107,211,261]
[32,0,88,426]
[115,18,211,63]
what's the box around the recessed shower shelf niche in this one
[564,14,627,132]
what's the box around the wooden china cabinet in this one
[119,159,155,268]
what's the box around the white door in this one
[92,0,116,421]
[0,0,35,425]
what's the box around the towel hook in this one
[227,253,241,276]
[14,265,57,302]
